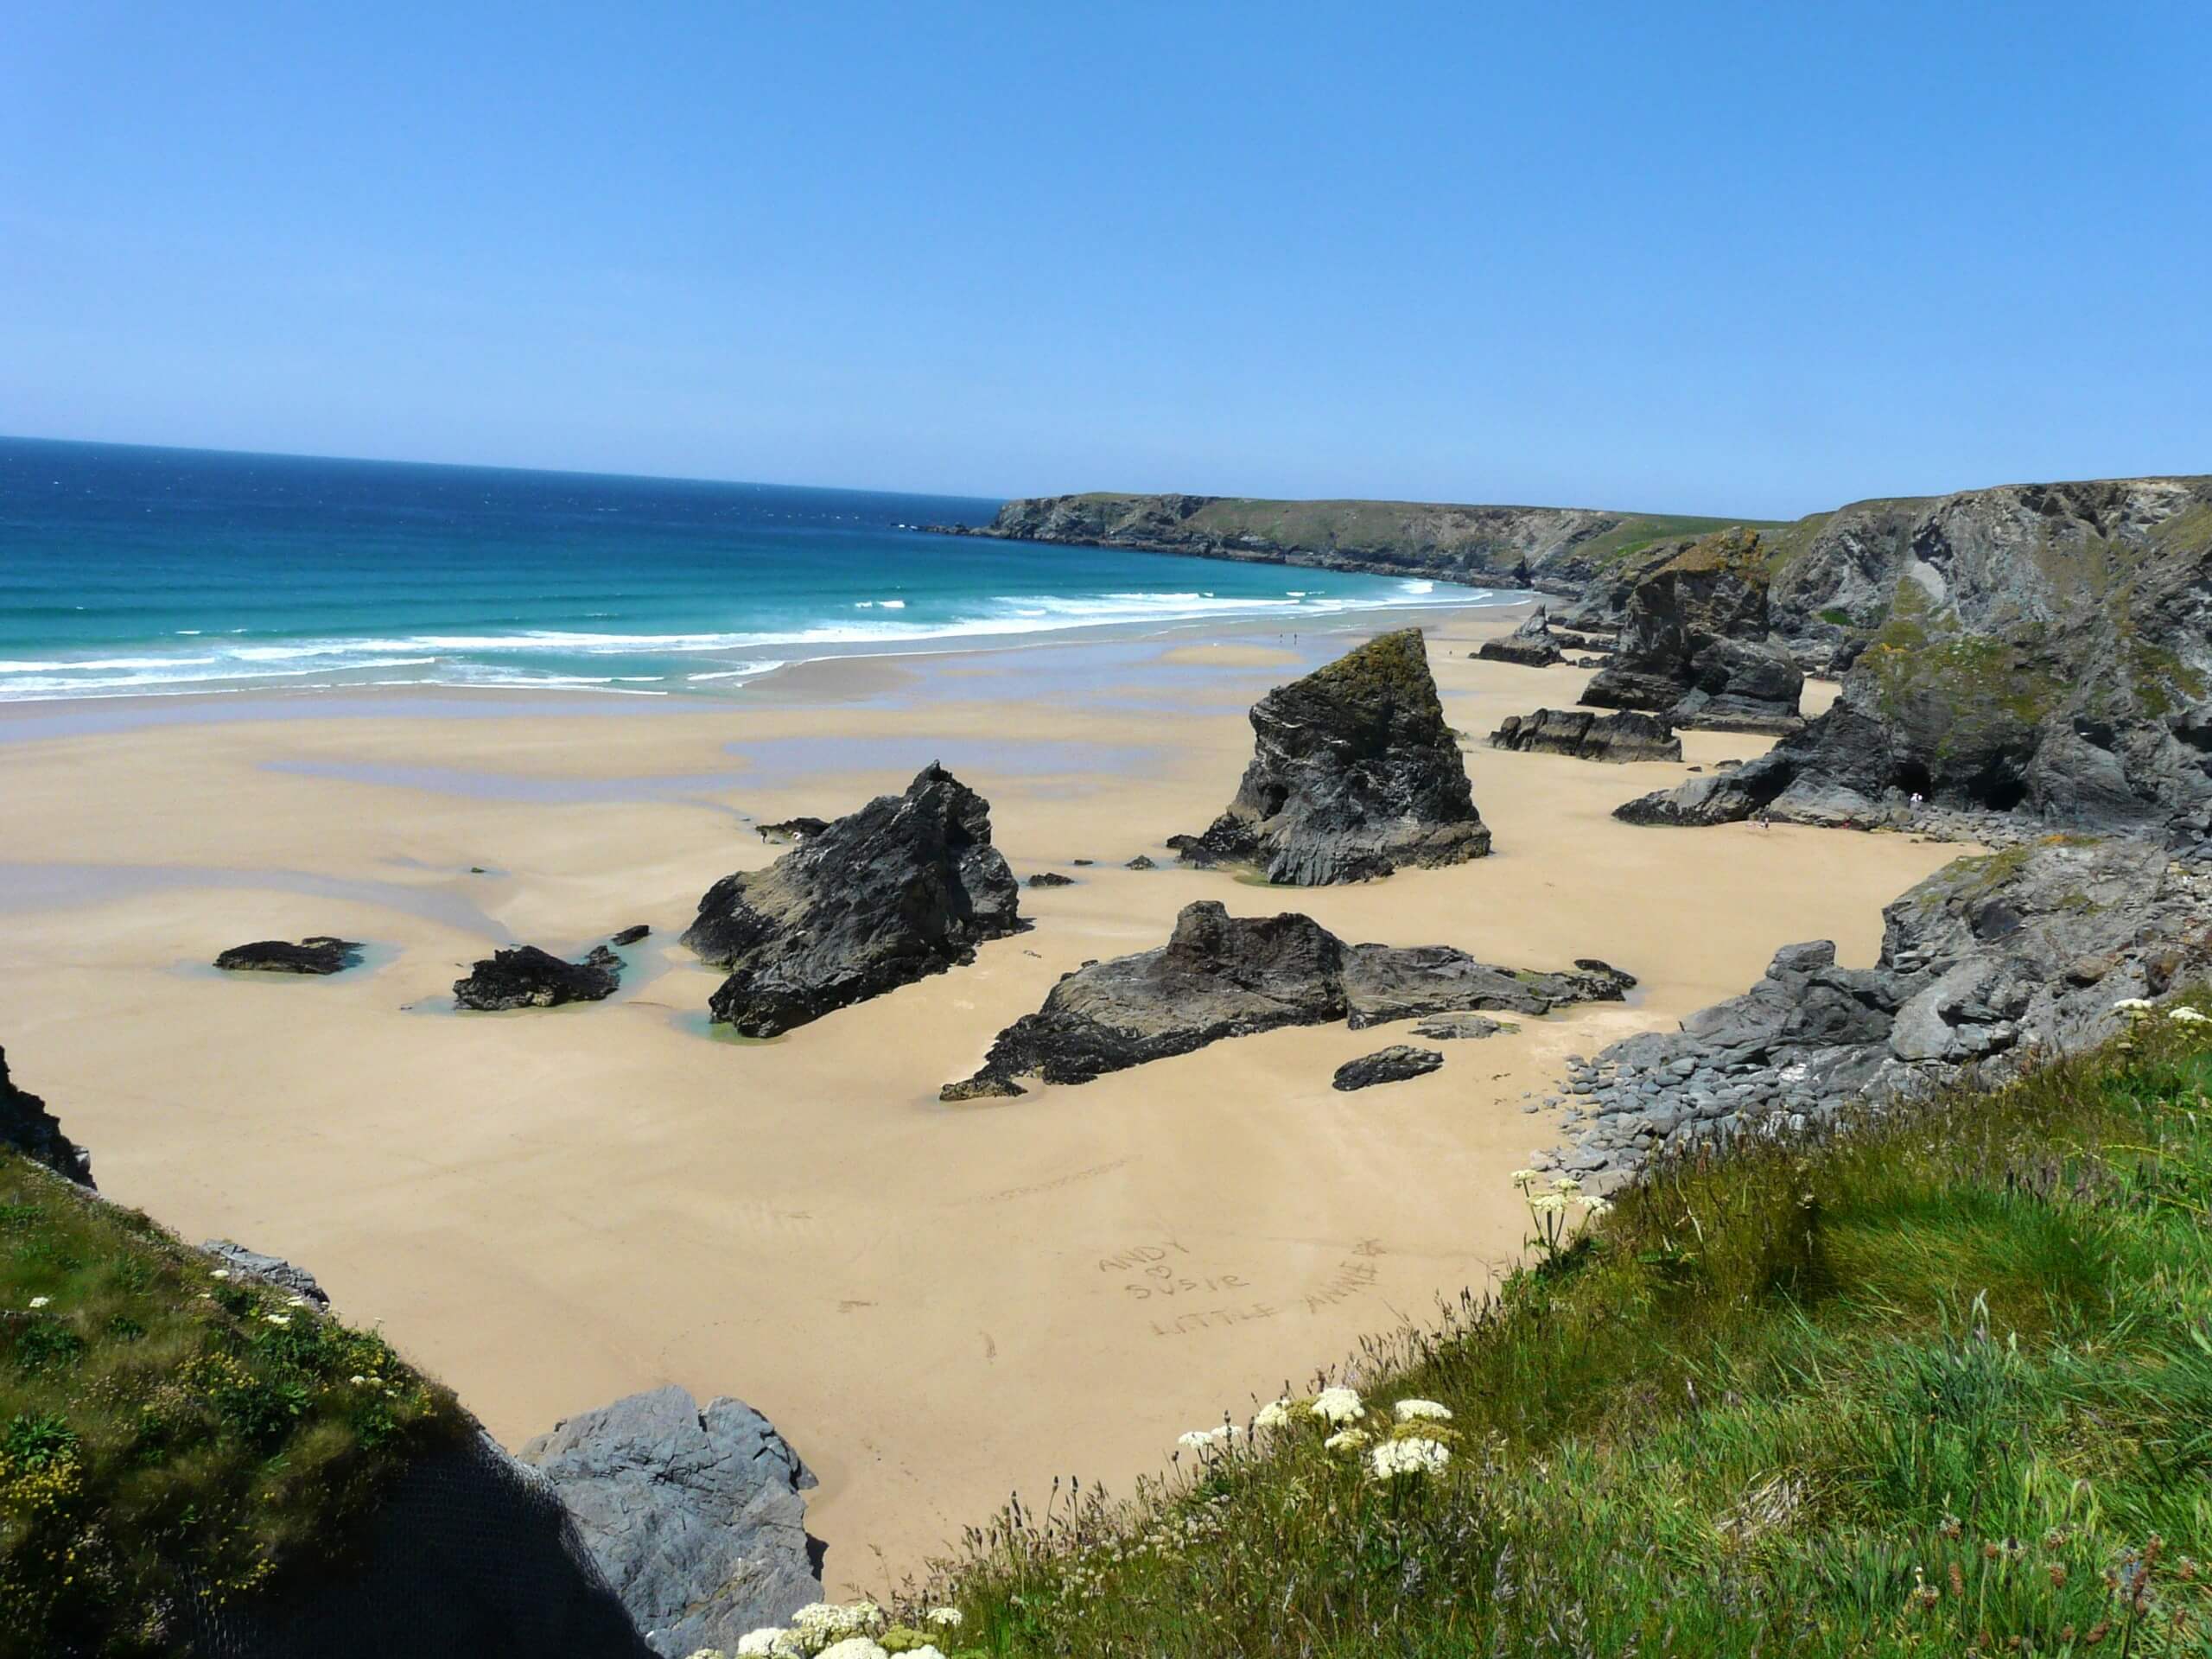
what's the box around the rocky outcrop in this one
[0,1046,92,1186]
[1537,836,2212,1186]
[1579,529,1804,733]
[519,1386,820,1658]
[757,817,830,844]
[928,493,1745,591]
[941,899,1632,1094]
[202,1238,329,1307]
[1619,478,2212,843]
[1028,871,1076,887]
[1125,854,1156,870]
[214,936,363,975]
[684,764,1022,1037]
[1174,629,1491,883]
[1332,1046,1444,1090]
[1475,607,1566,667]
[1490,708,1681,763]
[453,945,623,1011]
[609,925,652,947]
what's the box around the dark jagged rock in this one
[1175,629,1491,884]
[1475,607,1565,667]
[1620,479,2212,842]
[1028,871,1076,887]
[0,1046,92,1186]
[684,764,1022,1037]
[1580,529,1804,734]
[1490,708,1682,763]
[757,817,830,843]
[1538,836,2212,1187]
[1553,626,1618,655]
[214,936,364,975]
[202,1238,330,1307]
[519,1385,820,1658]
[1072,858,1096,866]
[453,945,623,1011]
[943,900,1633,1091]
[609,925,651,947]
[1332,1046,1445,1090]
[1411,1012,1516,1040]
[1125,855,1157,870]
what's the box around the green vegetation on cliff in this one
[926,1006,2212,1656]
[0,1155,463,1656]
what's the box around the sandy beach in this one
[0,607,1963,1592]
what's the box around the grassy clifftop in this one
[0,1155,463,1656]
[918,1002,2212,1656]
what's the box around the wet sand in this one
[0,609,1955,1592]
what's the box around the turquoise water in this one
[0,437,1502,702]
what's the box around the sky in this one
[3,2,2207,518]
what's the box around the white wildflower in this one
[792,1602,886,1649]
[2112,997,2155,1014]
[210,1269,232,1281]
[27,1296,49,1310]
[734,1631,786,1657]
[1252,1397,1294,1432]
[264,1313,290,1326]
[1509,1168,1541,1188]
[1550,1175,1582,1195]
[1394,1398,1452,1423]
[1178,1426,1230,1450]
[2169,1007,2209,1025]
[813,1641,887,1659]
[685,1649,730,1659]
[286,1296,308,1307]
[1580,1196,1615,1217]
[1529,1193,1569,1215]
[1368,1436,1452,1481]
[1311,1386,1364,1425]
[1324,1427,1371,1453]
[349,1374,369,1385]
[925,1607,963,1629]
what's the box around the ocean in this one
[0,437,1502,703]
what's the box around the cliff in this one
[1618,475,2212,840]
[931,493,1763,592]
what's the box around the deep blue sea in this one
[0,437,1499,702]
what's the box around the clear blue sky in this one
[3,2,2206,517]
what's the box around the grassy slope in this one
[0,1158,463,1657]
[924,1000,2212,1656]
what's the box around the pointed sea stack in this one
[684,763,1022,1037]
[1173,628,1491,883]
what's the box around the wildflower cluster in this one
[702,1599,966,1659]
[1512,1168,1611,1257]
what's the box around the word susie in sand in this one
[1102,1238,1385,1335]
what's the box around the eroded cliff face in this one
[1620,478,2212,840]
[947,493,1743,590]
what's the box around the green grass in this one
[913,1002,2212,1656]
[0,1159,464,1656]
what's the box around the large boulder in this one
[942,899,1630,1093]
[0,1046,92,1187]
[684,763,1021,1037]
[1475,607,1566,667]
[1490,708,1681,763]
[1618,479,2212,842]
[1173,629,1491,883]
[1580,529,1804,734]
[454,945,623,1011]
[519,1386,821,1658]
